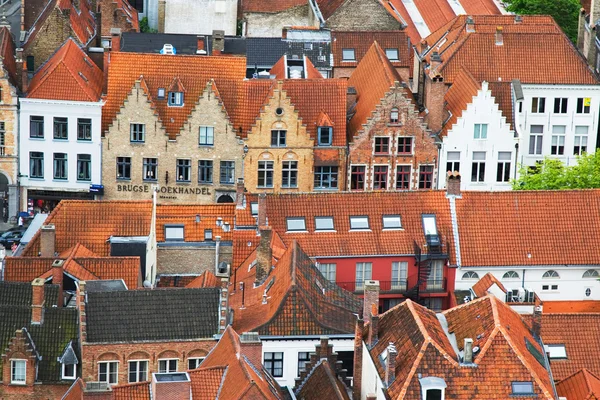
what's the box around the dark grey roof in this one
[85,288,221,342]
[120,32,245,55]
[246,38,288,67]
[288,41,331,69]
[86,279,128,292]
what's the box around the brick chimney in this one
[282,26,289,39]
[446,171,461,197]
[40,224,56,257]
[352,318,364,400]
[196,35,206,55]
[531,305,542,338]
[52,259,64,307]
[495,26,503,46]
[151,372,191,400]
[255,227,272,285]
[463,338,473,363]
[212,30,225,55]
[236,178,245,209]
[257,193,267,227]
[367,304,379,347]
[384,342,397,387]
[363,280,380,325]
[424,74,447,132]
[76,281,87,343]
[239,332,262,368]
[31,278,45,324]
[110,27,121,52]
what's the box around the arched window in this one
[503,271,519,279]
[462,271,479,280]
[542,270,559,279]
[583,269,599,278]
[390,108,399,123]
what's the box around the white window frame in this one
[349,216,370,230]
[286,217,306,232]
[462,271,479,280]
[158,358,178,373]
[502,271,519,279]
[529,125,544,155]
[168,91,184,107]
[391,261,407,290]
[553,97,568,114]
[531,97,545,113]
[373,136,391,154]
[10,359,26,384]
[355,262,372,290]
[342,48,355,61]
[98,361,119,385]
[542,270,559,279]
[165,225,184,241]
[583,269,599,278]
[62,362,76,380]
[187,357,205,370]
[543,344,567,359]
[471,152,486,183]
[128,359,148,383]
[385,48,399,61]
[315,216,335,231]
[199,126,214,146]
[574,126,589,156]
[382,214,402,230]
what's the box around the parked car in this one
[0,230,24,248]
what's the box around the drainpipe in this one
[215,236,221,272]
[522,268,525,288]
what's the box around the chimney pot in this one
[52,259,64,307]
[212,30,225,55]
[466,16,475,32]
[40,224,56,258]
[464,338,474,363]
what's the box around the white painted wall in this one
[19,99,103,192]
[438,81,516,191]
[359,341,386,400]
[164,0,238,35]
[262,337,354,388]
[456,266,600,301]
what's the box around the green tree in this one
[504,0,580,42]
[512,150,600,190]
[140,17,157,34]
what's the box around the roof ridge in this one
[398,340,429,398]
[406,300,457,362]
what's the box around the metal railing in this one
[337,280,408,294]
[422,278,446,293]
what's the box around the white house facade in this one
[144,0,237,35]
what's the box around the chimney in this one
[367,304,379,347]
[196,35,207,55]
[40,224,56,257]
[514,15,523,24]
[257,193,267,227]
[363,280,380,325]
[31,278,45,324]
[110,27,121,52]
[495,26,503,46]
[384,342,397,386]
[430,51,442,71]
[212,30,225,55]
[466,16,475,32]
[52,259,64,307]
[76,281,87,343]
[236,178,245,209]
[282,26,289,39]
[255,227,272,285]
[239,332,263,368]
[151,372,191,400]
[446,171,461,196]
[347,86,357,114]
[463,338,473,363]
[16,48,28,92]
[352,318,365,400]
[424,72,447,132]
[531,305,542,338]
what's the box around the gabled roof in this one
[85,287,221,342]
[556,369,600,400]
[100,0,139,36]
[62,378,84,400]
[186,270,221,288]
[269,55,324,79]
[156,203,235,242]
[201,326,285,399]
[111,381,152,399]
[22,200,153,257]
[454,190,600,266]
[471,272,507,298]
[0,27,17,87]
[189,366,227,398]
[331,31,411,68]
[315,0,346,19]
[296,360,351,400]
[241,0,306,13]
[27,38,103,101]
[422,15,598,84]
[369,295,554,398]
[230,241,361,335]
[442,68,481,136]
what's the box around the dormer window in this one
[419,377,446,400]
[165,225,184,241]
[157,88,165,99]
[318,126,332,146]
[350,216,370,230]
[10,360,26,384]
[543,344,567,359]
[168,92,183,106]
[422,214,440,247]
[59,340,78,380]
[62,363,76,380]
[250,202,258,216]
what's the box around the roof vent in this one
[160,44,176,55]
[466,16,475,32]
[514,15,523,24]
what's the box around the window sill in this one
[143,179,158,182]
[77,139,92,143]
[198,181,213,185]
[314,188,338,191]
[77,180,92,183]
[387,123,402,127]
[315,229,336,233]
[317,143,333,147]
[341,60,356,63]
[198,144,214,147]
[53,138,69,142]
[29,137,45,140]
[257,187,274,189]
[176,181,191,185]
[53,179,68,182]
[9,382,27,386]
[382,228,404,231]
[397,153,413,157]
[29,177,45,180]
[286,230,308,234]
[349,229,372,232]
[373,153,391,156]
[281,186,299,190]
[117,178,131,181]
[219,182,235,185]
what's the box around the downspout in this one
[215,236,221,272]
[447,195,461,268]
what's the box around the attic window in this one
[342,48,355,61]
[11,360,26,384]
[390,108,399,123]
[349,216,369,230]
[157,88,166,99]
[78,72,88,82]
[511,382,534,395]
[250,202,258,216]
[382,214,402,229]
[385,48,399,61]
[318,126,332,146]
[83,57,93,68]
[286,217,306,232]
[165,225,184,241]
[168,92,184,106]
[315,216,334,231]
[62,363,76,380]
[544,344,567,359]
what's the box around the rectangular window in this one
[282,161,298,188]
[220,161,235,184]
[342,48,355,61]
[53,117,68,140]
[286,217,306,231]
[551,125,566,155]
[474,123,488,139]
[382,215,402,229]
[117,157,131,180]
[373,165,388,189]
[531,97,545,113]
[350,166,365,191]
[315,216,334,231]
[471,151,486,182]
[143,158,158,181]
[512,382,534,395]
[128,360,148,383]
[356,262,372,289]
[176,159,191,182]
[528,125,543,155]
[298,352,311,376]
[577,97,591,114]
[130,123,145,143]
[30,116,44,138]
[188,358,204,370]
[77,154,91,181]
[374,137,390,154]
[77,118,92,141]
[543,344,567,359]
[391,261,407,290]
[158,359,178,373]
[157,88,165,99]
[199,126,214,146]
[53,153,67,180]
[396,165,411,190]
[418,165,433,189]
[271,130,286,147]
[314,166,338,189]
[317,263,336,281]
[204,229,213,241]
[62,363,76,380]
[390,108,399,123]
[350,216,369,230]
[318,127,332,146]
[427,260,444,290]
[385,48,399,61]
[496,152,511,182]
[446,151,460,173]
[553,97,568,114]
[257,161,274,188]
[11,360,26,384]
[165,225,184,241]
[168,92,183,106]
[264,352,283,377]
[98,361,118,385]
[198,160,213,183]
[574,125,589,155]
[397,137,413,155]
[30,152,44,178]
[250,202,258,215]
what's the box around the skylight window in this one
[165,225,184,241]
[382,215,402,229]
[544,344,567,359]
[250,202,258,216]
[157,88,165,99]
[315,216,334,231]
[511,382,534,395]
[286,217,306,232]
[350,216,370,230]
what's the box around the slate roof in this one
[0,282,78,383]
[246,38,289,67]
[331,31,410,68]
[156,204,235,242]
[85,287,221,342]
[230,241,361,335]
[556,369,600,400]
[368,296,555,398]
[120,32,246,55]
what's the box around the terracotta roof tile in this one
[543,301,600,314]
[315,0,345,19]
[471,272,507,298]
[0,27,17,87]
[442,68,481,137]
[62,378,84,400]
[27,38,103,101]
[331,31,410,68]
[241,0,306,13]
[112,381,151,400]
[487,81,514,129]
[156,204,235,242]
[296,360,351,400]
[556,369,600,400]
[186,270,221,288]
[3,257,56,282]
[189,366,227,399]
[101,0,139,36]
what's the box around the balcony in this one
[337,280,408,294]
[422,279,446,293]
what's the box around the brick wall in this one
[24,8,75,71]
[325,0,401,31]
[244,5,311,37]
[0,76,20,219]
[97,0,139,37]
[156,244,232,275]
[0,383,70,399]
[423,76,448,133]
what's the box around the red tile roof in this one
[0,27,17,87]
[543,301,600,314]
[471,272,507,298]
[156,204,235,242]
[155,274,199,288]
[62,378,84,400]
[27,39,103,102]
[189,366,227,399]
[556,369,600,400]
[111,381,151,400]
[186,270,221,288]
[241,0,306,13]
[369,296,555,398]
[315,0,346,19]
[22,200,153,257]
[331,31,411,68]
[296,360,351,399]
[455,190,600,266]
[422,15,598,84]
[442,68,480,136]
